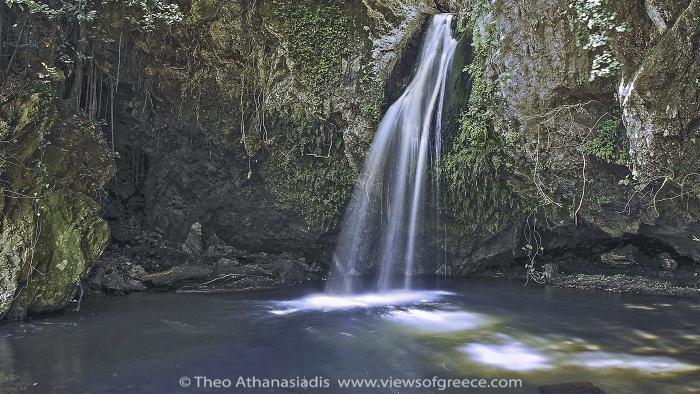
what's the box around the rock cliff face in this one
[438,0,699,278]
[102,0,440,261]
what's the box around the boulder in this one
[543,263,559,279]
[182,222,204,256]
[271,260,307,284]
[659,253,679,271]
[127,264,148,280]
[89,266,147,293]
[601,245,640,268]
[214,258,240,274]
[141,265,212,286]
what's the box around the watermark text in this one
[178,375,523,391]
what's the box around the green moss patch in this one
[273,0,350,95]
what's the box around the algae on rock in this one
[0,83,115,319]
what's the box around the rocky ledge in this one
[87,223,323,296]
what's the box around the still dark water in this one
[1,279,698,393]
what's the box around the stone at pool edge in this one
[539,382,606,394]
[140,265,213,286]
[600,245,640,268]
[659,252,679,271]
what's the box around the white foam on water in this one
[270,290,453,315]
[458,337,697,374]
[566,351,698,373]
[385,309,490,332]
[459,337,553,372]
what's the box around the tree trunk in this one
[72,22,87,110]
[0,4,6,77]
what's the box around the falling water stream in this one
[328,14,457,294]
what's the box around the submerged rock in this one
[539,382,606,394]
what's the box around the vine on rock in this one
[569,0,626,81]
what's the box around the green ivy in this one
[585,111,628,164]
[273,0,349,95]
[568,0,626,80]
[3,0,183,31]
[360,102,381,126]
[3,0,95,20]
[441,1,522,232]
[267,113,354,229]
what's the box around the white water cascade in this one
[328,14,457,294]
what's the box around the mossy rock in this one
[0,216,32,317]
[2,191,110,318]
[0,83,115,320]
[42,117,116,194]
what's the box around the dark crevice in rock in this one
[383,17,432,106]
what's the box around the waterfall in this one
[328,14,457,294]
